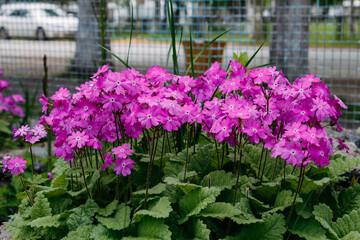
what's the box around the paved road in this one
[0,39,359,80]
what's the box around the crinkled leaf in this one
[96,203,130,230]
[327,155,360,179]
[30,192,51,220]
[200,170,235,190]
[289,218,327,240]
[0,119,11,134]
[188,144,217,177]
[90,224,119,240]
[164,176,200,194]
[313,203,339,239]
[27,175,47,186]
[51,171,67,188]
[98,200,118,217]
[198,202,241,219]
[133,197,172,223]
[137,216,171,240]
[69,170,100,197]
[193,219,211,240]
[52,158,69,179]
[133,183,166,196]
[179,187,221,224]
[267,190,302,213]
[66,199,98,231]
[62,225,92,240]
[27,215,61,228]
[341,231,360,240]
[163,154,185,178]
[338,184,360,215]
[238,213,286,240]
[231,198,263,225]
[332,209,360,238]
[286,175,331,195]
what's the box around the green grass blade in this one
[185,29,230,75]
[177,25,183,62]
[245,41,265,67]
[248,62,274,70]
[189,28,195,77]
[100,45,131,69]
[167,0,179,75]
[126,3,134,65]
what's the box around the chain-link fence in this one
[0,0,359,128]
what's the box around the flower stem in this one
[286,163,306,226]
[183,125,191,182]
[18,175,33,206]
[233,131,243,205]
[79,155,92,199]
[29,146,34,175]
[257,143,265,179]
[145,130,157,205]
[260,150,268,183]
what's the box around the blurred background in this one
[0,0,359,128]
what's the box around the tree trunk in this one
[270,0,310,81]
[74,0,112,81]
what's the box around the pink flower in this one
[7,156,27,175]
[51,87,70,101]
[13,125,30,138]
[280,142,305,167]
[243,120,266,144]
[137,107,160,129]
[112,143,133,159]
[48,172,53,181]
[337,139,349,153]
[114,158,135,176]
[39,94,49,113]
[101,151,114,170]
[1,154,11,173]
[87,135,103,150]
[68,131,89,149]
[91,64,109,79]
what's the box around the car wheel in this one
[36,28,46,41]
[0,28,8,40]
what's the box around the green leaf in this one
[267,190,302,213]
[164,176,201,194]
[288,218,327,240]
[193,219,211,240]
[62,225,92,240]
[313,203,339,239]
[100,45,131,69]
[30,192,52,220]
[90,224,119,240]
[52,158,69,178]
[163,157,185,178]
[338,184,360,215]
[188,144,217,178]
[327,155,360,179]
[332,209,360,238]
[245,41,265,67]
[0,119,12,134]
[200,170,235,190]
[69,170,100,197]
[341,231,360,240]
[27,215,61,228]
[230,198,263,225]
[198,202,241,219]
[96,203,130,231]
[27,175,47,186]
[132,183,166,196]
[66,199,99,231]
[238,213,286,240]
[133,197,172,223]
[179,187,221,224]
[237,52,249,66]
[138,216,171,240]
[98,200,118,217]
[51,171,67,188]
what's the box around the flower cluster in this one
[1,155,27,175]
[0,70,25,118]
[13,123,47,144]
[7,61,343,177]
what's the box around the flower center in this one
[15,163,19,167]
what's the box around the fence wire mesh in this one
[0,0,359,128]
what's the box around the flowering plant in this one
[4,60,359,240]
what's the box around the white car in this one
[0,2,78,40]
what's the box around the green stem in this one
[260,150,268,183]
[233,131,243,205]
[183,125,191,182]
[79,155,92,199]
[29,146,35,175]
[145,130,157,205]
[257,143,265,179]
[19,175,33,206]
[214,140,220,170]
